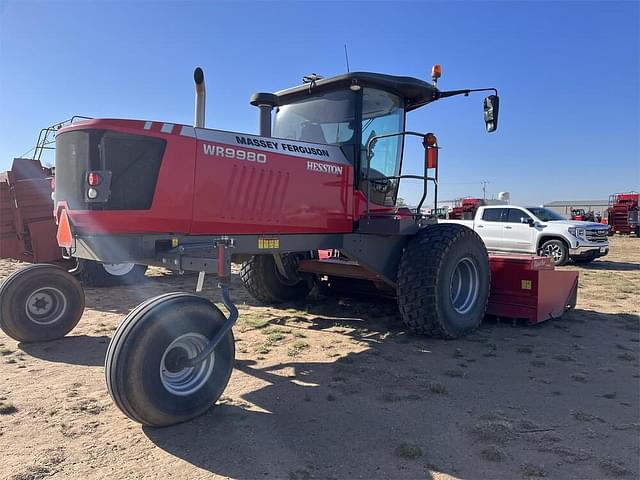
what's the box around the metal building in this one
[543,200,609,218]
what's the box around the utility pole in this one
[481,180,490,200]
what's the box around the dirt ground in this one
[0,237,638,480]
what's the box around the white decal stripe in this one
[161,123,174,134]
[194,128,350,165]
[143,121,153,130]
[180,126,196,137]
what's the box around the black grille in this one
[56,129,166,210]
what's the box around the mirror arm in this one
[436,87,498,99]
[365,130,426,158]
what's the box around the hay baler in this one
[0,66,507,426]
[0,118,149,287]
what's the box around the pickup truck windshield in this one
[526,207,566,222]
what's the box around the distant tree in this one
[396,197,407,207]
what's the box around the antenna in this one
[344,44,350,73]
[481,180,490,200]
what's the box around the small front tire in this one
[0,264,85,342]
[105,293,235,427]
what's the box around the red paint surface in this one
[487,254,579,324]
[57,119,388,236]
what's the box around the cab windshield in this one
[273,90,356,146]
[273,87,406,206]
[526,207,566,221]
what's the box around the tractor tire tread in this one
[397,224,490,339]
[240,255,310,303]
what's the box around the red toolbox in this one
[486,254,579,324]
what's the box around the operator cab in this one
[251,70,499,211]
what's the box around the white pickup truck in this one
[442,205,609,265]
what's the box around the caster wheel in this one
[105,292,235,427]
[0,264,85,342]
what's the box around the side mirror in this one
[522,217,535,227]
[484,95,499,132]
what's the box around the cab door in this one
[502,208,536,252]
[359,88,404,207]
[475,208,506,250]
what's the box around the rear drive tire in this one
[397,224,490,339]
[240,254,311,303]
[105,293,235,427]
[79,260,148,287]
[539,239,569,266]
[0,264,85,342]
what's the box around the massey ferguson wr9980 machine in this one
[0,66,507,426]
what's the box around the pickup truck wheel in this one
[0,264,85,342]
[240,254,311,303]
[397,224,490,339]
[78,260,148,287]
[105,293,234,427]
[540,239,569,266]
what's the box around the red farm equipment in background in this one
[448,197,483,220]
[448,197,507,220]
[570,208,600,223]
[0,147,147,286]
[0,158,61,264]
[607,192,640,236]
[1,117,87,265]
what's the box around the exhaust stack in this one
[249,92,278,137]
[194,67,206,128]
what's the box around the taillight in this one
[87,171,101,186]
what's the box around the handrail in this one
[32,116,92,161]
[363,130,439,218]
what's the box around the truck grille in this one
[585,228,608,242]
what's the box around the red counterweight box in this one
[486,254,579,324]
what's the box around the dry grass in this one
[480,445,505,462]
[0,400,17,414]
[521,462,547,478]
[599,456,633,477]
[396,442,423,459]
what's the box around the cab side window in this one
[506,208,532,224]
[481,208,506,222]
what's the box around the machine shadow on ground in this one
[569,260,640,272]
[142,308,639,479]
[144,352,448,480]
[18,334,109,367]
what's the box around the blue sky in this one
[0,0,638,205]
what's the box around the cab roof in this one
[252,72,441,112]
